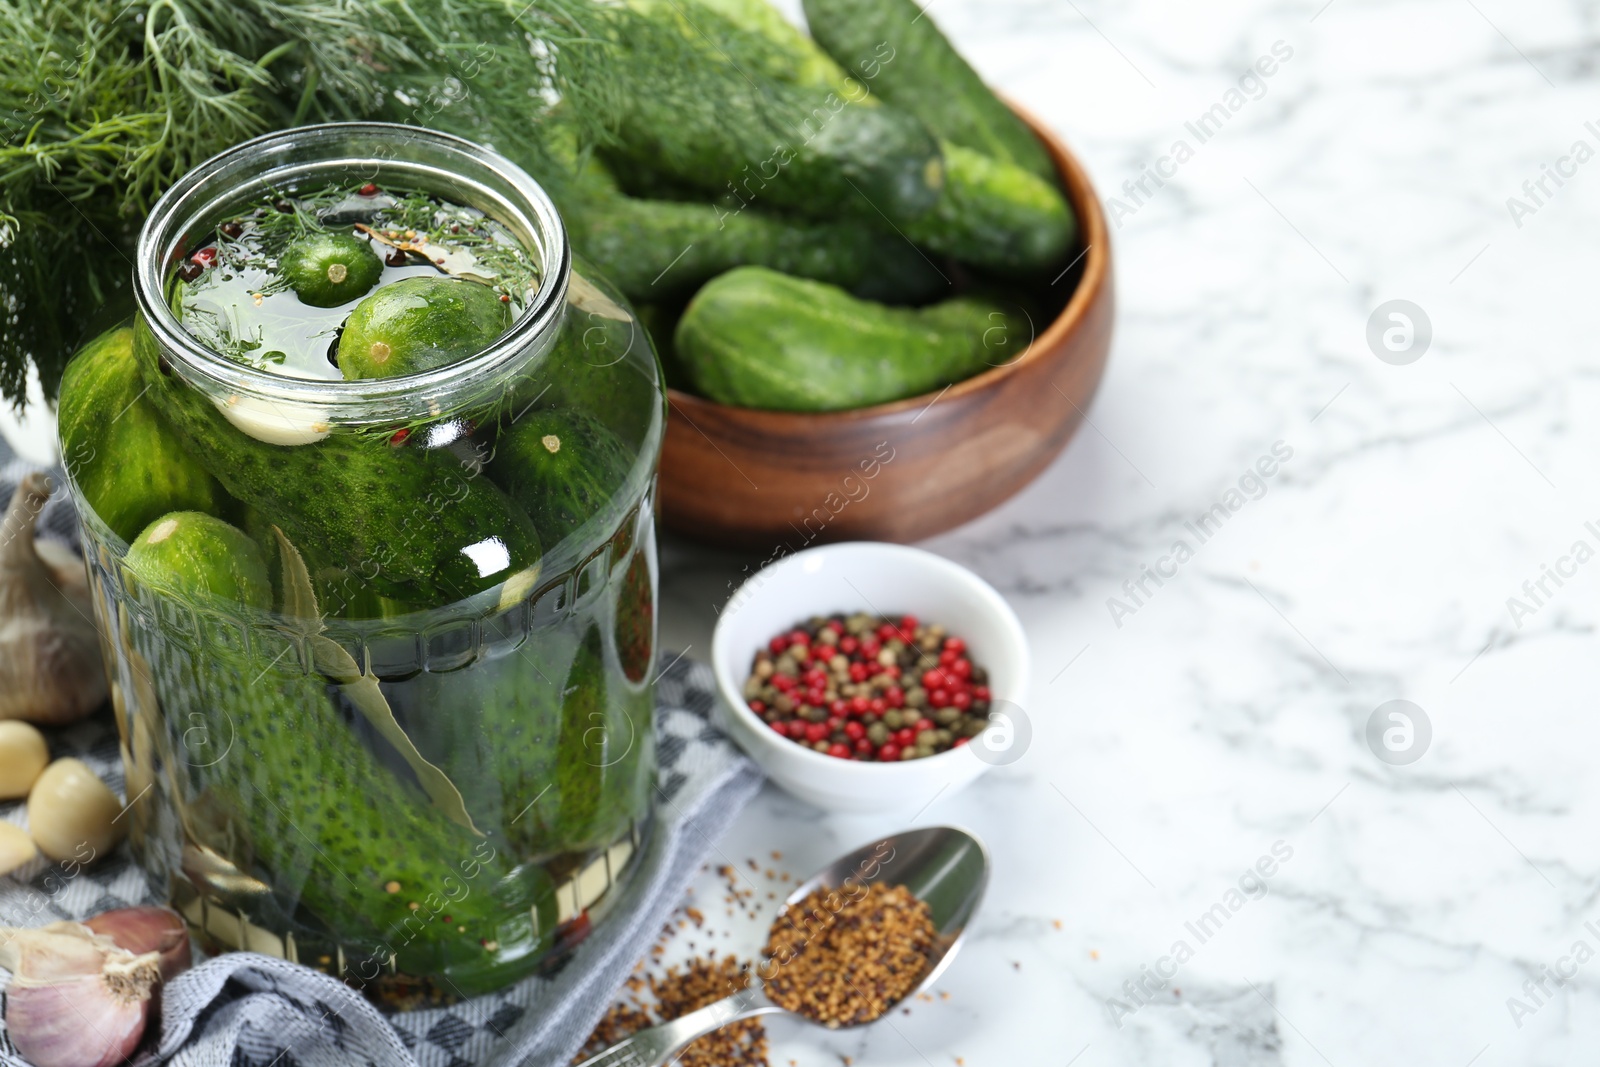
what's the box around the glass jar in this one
[60,124,663,999]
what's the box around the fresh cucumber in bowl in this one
[674,266,1033,412]
[611,0,1071,274]
[604,5,944,228]
[903,142,1075,275]
[802,0,1058,182]
[559,172,946,303]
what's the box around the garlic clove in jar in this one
[0,474,108,724]
[0,821,38,876]
[0,925,159,1067]
[0,720,49,799]
[26,758,125,863]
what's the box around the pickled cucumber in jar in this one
[59,129,665,1002]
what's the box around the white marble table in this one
[659,0,1600,1063]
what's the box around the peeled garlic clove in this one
[26,758,124,863]
[0,821,38,876]
[0,475,108,724]
[0,720,49,799]
[86,906,191,981]
[0,926,158,1067]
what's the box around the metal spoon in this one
[573,825,989,1067]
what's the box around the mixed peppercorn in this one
[742,613,991,762]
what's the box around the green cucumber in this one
[57,327,227,544]
[391,612,652,861]
[122,513,539,976]
[802,0,1057,181]
[675,266,1030,411]
[127,512,269,606]
[337,276,511,379]
[133,319,542,606]
[902,142,1075,273]
[529,625,652,855]
[489,409,633,549]
[557,176,945,304]
[607,8,943,227]
[516,255,665,448]
[280,233,383,308]
[682,0,859,96]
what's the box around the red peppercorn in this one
[869,697,887,714]
[844,721,866,741]
[885,686,904,708]
[849,695,870,715]
[895,728,915,747]
[950,658,972,679]
[848,662,869,683]
[944,636,966,653]
[827,742,851,759]
[953,737,968,748]
[771,674,795,691]
[974,685,991,701]
[860,639,881,659]
[952,691,972,711]
[358,182,379,196]
[883,664,902,679]
[768,720,787,734]
[939,648,958,666]
[830,699,849,717]
[876,623,897,642]
[826,716,845,732]
[879,743,901,762]
[914,718,935,733]
[789,630,810,646]
[769,636,789,654]
[806,689,826,707]
[900,614,919,633]
[804,722,829,743]
[922,669,944,690]
[839,635,859,654]
[827,620,844,634]
[854,737,874,755]
[929,688,950,708]
[388,427,411,447]
[191,246,218,268]
[749,700,766,713]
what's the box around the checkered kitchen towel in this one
[0,453,764,1067]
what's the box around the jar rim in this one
[133,122,571,426]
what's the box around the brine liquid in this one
[175,186,539,379]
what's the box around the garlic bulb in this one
[0,474,107,723]
[85,906,191,982]
[0,923,159,1067]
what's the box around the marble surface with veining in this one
[657,1,1600,1064]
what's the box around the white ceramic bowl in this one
[711,542,1030,812]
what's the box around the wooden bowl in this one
[658,109,1113,547]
